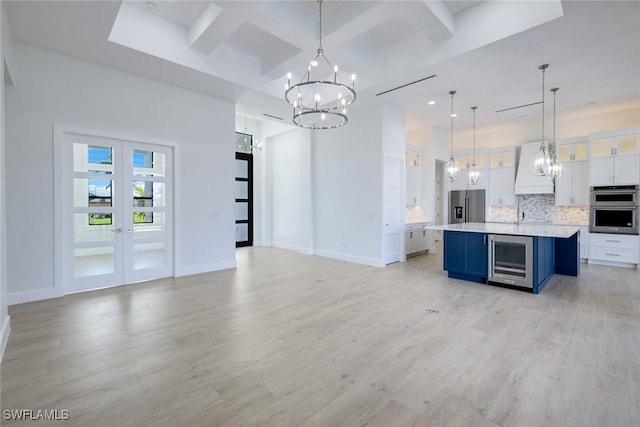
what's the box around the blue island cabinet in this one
[443,231,488,284]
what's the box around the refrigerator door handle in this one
[465,196,470,223]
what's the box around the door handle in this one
[111,228,122,233]
[126,228,133,233]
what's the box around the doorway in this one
[59,131,174,294]
[383,155,403,264]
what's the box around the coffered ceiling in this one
[4,1,640,136]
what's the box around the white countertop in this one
[428,222,580,238]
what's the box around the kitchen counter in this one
[406,219,430,225]
[432,222,580,294]
[428,222,580,238]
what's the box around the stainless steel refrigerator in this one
[449,189,486,224]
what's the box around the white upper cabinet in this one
[589,131,640,186]
[488,148,516,206]
[449,151,488,191]
[555,139,589,206]
[406,149,421,205]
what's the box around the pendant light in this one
[547,87,562,180]
[533,64,551,176]
[468,106,480,185]
[284,0,356,129]
[446,90,459,182]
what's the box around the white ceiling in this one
[4,1,640,139]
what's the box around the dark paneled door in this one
[235,152,253,247]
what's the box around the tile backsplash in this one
[487,194,589,225]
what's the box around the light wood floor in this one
[2,246,639,426]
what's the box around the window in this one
[236,132,253,154]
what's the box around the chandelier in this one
[446,90,459,182]
[547,87,562,180]
[533,64,551,176]
[468,106,480,185]
[284,0,356,130]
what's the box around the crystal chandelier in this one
[446,90,459,182]
[547,87,562,180]
[284,0,356,130]
[468,106,480,185]
[533,64,551,176]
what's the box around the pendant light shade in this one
[533,64,551,176]
[547,87,562,180]
[468,106,480,185]
[446,90,459,182]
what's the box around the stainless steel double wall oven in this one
[589,185,639,235]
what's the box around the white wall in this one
[265,127,310,251]
[1,3,11,360]
[313,106,384,267]
[6,44,236,304]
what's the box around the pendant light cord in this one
[318,0,323,50]
[552,89,557,145]
[539,64,547,146]
[449,90,456,157]
[551,87,559,156]
[472,106,477,163]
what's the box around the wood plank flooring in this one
[2,246,639,426]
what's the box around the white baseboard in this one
[587,259,637,269]
[175,260,237,277]
[314,249,385,268]
[271,241,299,251]
[298,247,314,255]
[8,287,60,305]
[1,315,10,362]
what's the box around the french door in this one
[61,132,174,293]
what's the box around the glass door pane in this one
[69,137,123,292]
[123,142,173,281]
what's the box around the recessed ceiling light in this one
[450,113,457,117]
[428,100,436,105]
[146,2,156,10]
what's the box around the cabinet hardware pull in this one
[605,253,620,256]
[605,240,620,243]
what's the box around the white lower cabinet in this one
[405,223,434,256]
[589,233,638,267]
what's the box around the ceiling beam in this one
[188,4,244,54]
[422,0,455,37]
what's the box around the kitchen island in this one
[428,222,581,294]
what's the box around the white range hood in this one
[514,141,555,195]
